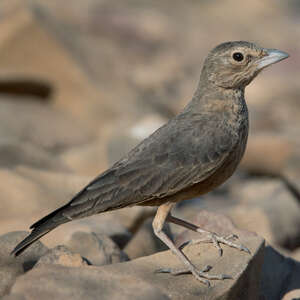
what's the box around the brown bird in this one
[12,41,288,285]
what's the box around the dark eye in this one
[232,52,244,62]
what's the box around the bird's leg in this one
[153,202,231,286]
[167,215,250,256]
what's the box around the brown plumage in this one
[12,41,289,285]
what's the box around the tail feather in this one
[11,226,53,256]
[11,206,70,256]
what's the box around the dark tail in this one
[11,204,70,256]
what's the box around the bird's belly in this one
[139,126,248,207]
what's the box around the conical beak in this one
[257,49,289,70]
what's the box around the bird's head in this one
[201,41,289,89]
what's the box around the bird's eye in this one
[232,52,244,62]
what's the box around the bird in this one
[11,41,289,285]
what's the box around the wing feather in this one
[67,111,235,216]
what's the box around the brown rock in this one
[241,133,293,176]
[3,294,26,300]
[0,7,113,130]
[59,139,109,177]
[66,231,128,266]
[0,96,93,153]
[35,245,89,268]
[0,137,67,171]
[0,169,55,227]
[8,230,264,300]
[229,179,300,250]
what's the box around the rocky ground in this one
[0,0,300,299]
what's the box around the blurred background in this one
[1,0,300,259]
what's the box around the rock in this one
[66,231,128,266]
[291,248,300,261]
[0,264,23,297]
[38,212,132,250]
[260,245,300,300]
[0,137,67,171]
[229,179,300,250]
[114,206,156,233]
[241,133,294,176]
[0,167,91,237]
[0,169,54,224]
[0,231,48,297]
[282,290,300,300]
[283,152,300,197]
[124,218,170,259]
[0,231,48,270]
[173,210,258,250]
[59,139,109,177]
[0,96,93,153]
[0,7,112,130]
[3,294,26,300]
[35,245,89,268]
[14,166,91,210]
[8,228,264,300]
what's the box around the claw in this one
[154,268,172,274]
[240,245,251,254]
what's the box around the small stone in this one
[66,231,129,266]
[35,245,89,268]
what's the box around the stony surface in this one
[7,231,264,300]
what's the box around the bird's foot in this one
[155,264,231,286]
[180,232,250,256]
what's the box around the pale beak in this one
[257,49,289,70]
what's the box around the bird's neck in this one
[184,82,246,114]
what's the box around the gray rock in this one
[66,231,128,266]
[49,212,132,249]
[0,138,67,171]
[8,227,264,300]
[260,245,300,300]
[229,178,300,250]
[3,294,26,300]
[35,245,89,268]
[0,231,48,297]
[0,264,23,297]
